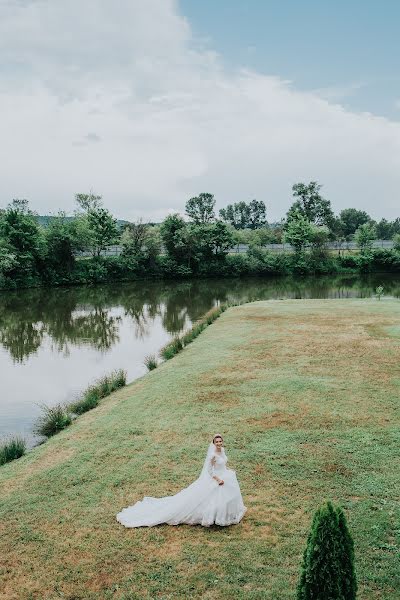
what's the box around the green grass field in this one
[0,300,399,599]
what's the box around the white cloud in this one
[1,0,399,221]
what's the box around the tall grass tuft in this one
[34,404,72,438]
[160,336,183,360]
[144,354,158,371]
[159,302,236,362]
[69,387,100,415]
[69,369,127,415]
[0,436,26,466]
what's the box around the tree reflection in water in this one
[0,274,400,363]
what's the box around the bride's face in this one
[214,436,223,449]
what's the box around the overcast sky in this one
[1,0,399,222]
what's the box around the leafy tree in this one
[192,221,235,261]
[287,182,335,229]
[248,199,267,229]
[75,193,118,257]
[121,221,161,268]
[185,193,215,224]
[375,218,392,240]
[297,501,357,600]
[0,199,46,278]
[355,222,376,253]
[391,217,400,236]
[44,212,83,271]
[219,201,251,229]
[392,233,400,251]
[160,214,189,265]
[0,239,18,281]
[339,208,371,238]
[310,225,330,259]
[75,192,102,212]
[283,210,314,253]
[211,221,235,256]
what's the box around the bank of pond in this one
[2,245,400,291]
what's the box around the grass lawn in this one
[0,299,399,599]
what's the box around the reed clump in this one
[144,354,158,371]
[69,369,127,415]
[33,404,72,438]
[0,436,26,465]
[160,336,183,360]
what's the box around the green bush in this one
[144,354,158,371]
[297,501,357,600]
[34,404,72,438]
[0,436,26,465]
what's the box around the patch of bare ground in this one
[195,389,239,406]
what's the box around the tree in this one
[160,214,189,265]
[393,233,400,251]
[0,199,46,278]
[185,193,215,224]
[283,210,314,253]
[339,209,371,238]
[44,212,83,271]
[355,222,376,253]
[310,225,330,259]
[219,201,251,229]
[248,199,267,229]
[211,221,235,256]
[297,502,357,600]
[0,240,18,281]
[75,192,102,212]
[391,218,400,236]
[74,193,118,257]
[121,221,161,268]
[287,182,335,229]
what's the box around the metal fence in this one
[74,240,395,258]
[229,240,394,253]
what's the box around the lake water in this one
[1,274,399,446]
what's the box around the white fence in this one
[74,240,395,258]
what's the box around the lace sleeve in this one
[207,455,216,478]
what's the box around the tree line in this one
[1,182,400,289]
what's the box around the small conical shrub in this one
[297,501,357,600]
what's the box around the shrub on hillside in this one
[144,354,158,371]
[0,436,26,465]
[34,404,72,438]
[297,501,357,600]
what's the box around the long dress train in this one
[116,447,247,527]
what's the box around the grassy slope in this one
[0,300,399,600]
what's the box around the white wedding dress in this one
[116,444,247,527]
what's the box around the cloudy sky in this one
[1,0,399,222]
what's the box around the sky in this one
[1,0,399,222]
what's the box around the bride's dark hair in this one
[212,434,223,443]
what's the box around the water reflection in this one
[1,274,399,443]
[1,274,400,363]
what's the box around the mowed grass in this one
[0,300,399,599]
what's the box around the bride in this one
[116,433,247,528]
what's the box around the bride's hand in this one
[218,479,224,486]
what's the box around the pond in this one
[1,273,399,446]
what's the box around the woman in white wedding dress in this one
[116,434,247,528]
